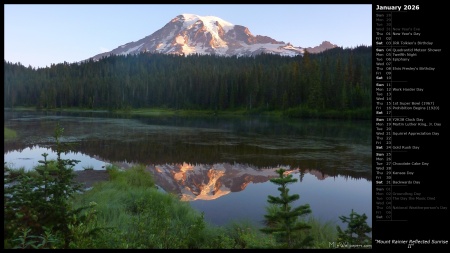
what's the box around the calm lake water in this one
[4,110,372,228]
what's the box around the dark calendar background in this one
[372,1,448,250]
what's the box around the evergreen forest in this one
[4,46,371,117]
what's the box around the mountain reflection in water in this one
[115,161,366,202]
[4,110,372,227]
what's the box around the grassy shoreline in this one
[5,163,340,249]
[4,126,17,140]
[5,106,371,120]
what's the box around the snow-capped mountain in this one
[88,14,337,61]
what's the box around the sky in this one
[4,4,372,69]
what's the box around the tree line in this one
[4,46,371,112]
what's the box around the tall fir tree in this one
[261,168,313,248]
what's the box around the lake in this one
[4,110,372,228]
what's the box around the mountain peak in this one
[176,13,235,33]
[304,41,338,53]
[87,14,336,62]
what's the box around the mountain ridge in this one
[87,14,337,62]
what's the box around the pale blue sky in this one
[4,4,372,69]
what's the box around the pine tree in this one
[260,168,313,248]
[4,123,89,248]
[336,209,372,246]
